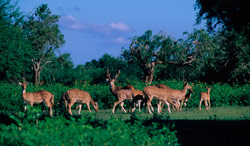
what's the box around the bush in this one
[0,113,179,146]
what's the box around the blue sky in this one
[18,0,204,65]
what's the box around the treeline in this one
[0,0,249,85]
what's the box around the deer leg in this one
[158,101,163,113]
[208,99,211,110]
[44,101,53,117]
[78,104,82,114]
[138,100,141,112]
[168,98,178,112]
[165,101,171,114]
[147,98,153,114]
[180,98,184,111]
[131,101,136,113]
[86,103,91,113]
[120,102,127,113]
[199,99,203,111]
[67,100,75,116]
[113,100,125,114]
[205,99,209,111]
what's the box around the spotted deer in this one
[107,70,140,113]
[19,81,54,116]
[62,89,99,116]
[154,84,193,113]
[143,86,179,114]
[123,84,145,112]
[199,87,212,111]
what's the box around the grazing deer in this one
[199,87,212,111]
[143,86,179,114]
[19,81,54,117]
[107,70,139,114]
[62,89,99,116]
[154,84,193,113]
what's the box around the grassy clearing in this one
[74,106,250,121]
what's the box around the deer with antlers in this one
[154,84,193,113]
[62,89,99,116]
[19,81,54,117]
[199,87,212,111]
[106,70,141,113]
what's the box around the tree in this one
[195,0,250,83]
[24,4,65,85]
[41,53,74,84]
[0,0,33,82]
[195,0,249,35]
[123,30,166,84]
[123,30,217,84]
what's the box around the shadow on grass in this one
[170,120,250,146]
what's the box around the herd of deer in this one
[19,70,212,117]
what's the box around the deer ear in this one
[106,78,109,82]
[95,102,98,106]
[18,82,22,85]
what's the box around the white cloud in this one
[110,22,131,32]
[113,37,127,44]
[60,15,85,30]
[59,15,132,34]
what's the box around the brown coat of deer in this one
[199,87,212,111]
[154,84,193,113]
[62,89,99,116]
[123,84,145,112]
[143,86,179,114]
[19,81,54,117]
[107,70,138,114]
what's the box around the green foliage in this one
[0,0,33,81]
[195,0,249,35]
[0,114,178,146]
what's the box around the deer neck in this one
[90,98,95,106]
[207,90,211,96]
[110,82,117,94]
[181,88,188,96]
[22,89,27,99]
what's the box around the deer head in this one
[94,102,99,112]
[19,81,29,92]
[206,86,212,93]
[183,82,194,93]
[106,69,120,87]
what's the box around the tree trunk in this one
[33,61,40,86]
[38,71,41,85]
[34,69,38,86]
[144,69,154,85]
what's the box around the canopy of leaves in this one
[195,0,249,34]
[0,0,33,81]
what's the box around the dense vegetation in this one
[1,0,249,145]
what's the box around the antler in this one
[114,70,120,79]
[106,69,112,80]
